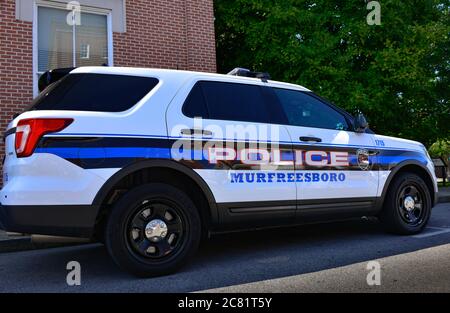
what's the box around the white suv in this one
[0,67,438,277]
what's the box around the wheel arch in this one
[377,160,437,212]
[92,160,219,236]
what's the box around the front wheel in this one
[379,172,432,235]
[105,183,201,277]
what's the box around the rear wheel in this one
[105,183,201,277]
[379,172,431,235]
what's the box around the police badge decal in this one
[356,149,371,170]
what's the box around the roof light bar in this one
[227,67,271,81]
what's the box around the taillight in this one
[15,118,73,158]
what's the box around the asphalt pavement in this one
[0,203,449,292]
[203,243,450,292]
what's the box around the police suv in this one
[0,67,438,277]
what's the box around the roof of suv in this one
[71,66,312,92]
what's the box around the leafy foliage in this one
[214,0,450,146]
[429,139,450,162]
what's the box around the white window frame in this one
[80,43,90,59]
[32,0,114,97]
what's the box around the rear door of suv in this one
[271,88,379,219]
[166,79,296,226]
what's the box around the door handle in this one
[181,128,213,137]
[300,136,322,143]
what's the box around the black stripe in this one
[39,137,173,148]
[216,197,378,227]
[66,157,150,169]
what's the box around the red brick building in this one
[0,0,216,183]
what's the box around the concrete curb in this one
[0,237,34,253]
[0,235,89,254]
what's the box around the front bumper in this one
[0,203,99,238]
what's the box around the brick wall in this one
[0,0,34,185]
[113,0,216,72]
[185,0,217,72]
[0,0,216,186]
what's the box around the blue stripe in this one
[378,155,427,164]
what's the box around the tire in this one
[105,183,202,277]
[379,172,432,235]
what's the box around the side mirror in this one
[354,112,368,133]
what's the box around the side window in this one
[200,81,271,124]
[274,88,349,131]
[182,83,209,118]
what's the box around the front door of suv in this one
[271,88,379,219]
[166,79,296,226]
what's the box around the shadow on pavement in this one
[0,203,449,292]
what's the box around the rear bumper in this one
[0,203,99,238]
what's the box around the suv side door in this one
[166,79,296,226]
[271,88,379,218]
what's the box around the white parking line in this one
[413,227,450,238]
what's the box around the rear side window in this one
[29,73,159,112]
[183,81,286,124]
[182,83,209,118]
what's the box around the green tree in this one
[214,0,450,146]
[429,139,450,163]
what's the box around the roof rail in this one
[227,67,271,82]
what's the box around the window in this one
[35,3,112,96]
[75,12,109,67]
[102,46,108,60]
[274,89,349,130]
[182,83,209,118]
[28,74,159,112]
[183,81,286,124]
[202,82,269,123]
[80,44,90,59]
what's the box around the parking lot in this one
[0,202,448,292]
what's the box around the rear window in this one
[28,73,159,112]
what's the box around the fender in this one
[375,159,437,212]
[92,159,219,224]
